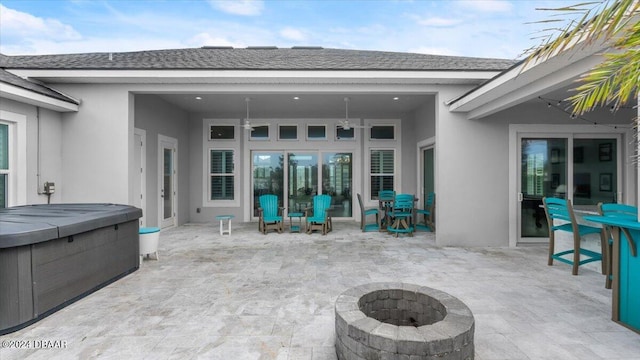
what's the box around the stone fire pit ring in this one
[335,282,474,360]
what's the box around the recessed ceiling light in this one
[393,97,399,101]
[195,96,202,100]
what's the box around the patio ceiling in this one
[154,93,434,117]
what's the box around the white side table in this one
[216,215,234,236]
[139,227,160,264]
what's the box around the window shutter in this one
[370,149,394,197]
[210,150,235,200]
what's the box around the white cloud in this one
[208,0,264,16]
[0,36,184,55]
[186,33,245,48]
[0,4,81,40]
[409,46,459,56]
[456,0,513,13]
[280,27,306,41]
[415,17,462,27]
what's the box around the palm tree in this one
[525,0,639,116]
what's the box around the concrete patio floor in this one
[1,221,639,360]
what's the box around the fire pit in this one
[335,282,474,360]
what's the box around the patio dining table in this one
[378,195,419,232]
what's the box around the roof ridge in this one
[0,47,517,72]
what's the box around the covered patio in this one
[2,222,638,360]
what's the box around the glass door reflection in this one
[520,138,567,239]
[252,152,284,217]
[323,152,353,218]
[573,139,617,205]
[288,152,318,213]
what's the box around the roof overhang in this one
[0,82,79,112]
[447,38,612,119]
[5,69,502,85]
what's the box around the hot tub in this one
[0,203,142,335]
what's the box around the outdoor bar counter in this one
[584,215,640,333]
[0,204,142,335]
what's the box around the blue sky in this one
[0,0,580,59]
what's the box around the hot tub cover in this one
[0,203,143,248]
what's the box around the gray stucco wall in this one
[134,94,190,227]
[51,84,131,205]
[435,93,635,247]
[0,98,63,205]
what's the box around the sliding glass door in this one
[252,152,284,217]
[520,138,567,239]
[572,139,617,205]
[251,150,353,218]
[288,152,318,213]
[518,135,620,242]
[322,152,353,218]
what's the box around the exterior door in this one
[519,138,567,241]
[288,152,319,213]
[134,129,146,227]
[159,135,177,228]
[422,147,434,203]
[518,136,620,243]
[251,151,284,217]
[250,150,353,218]
[322,152,352,217]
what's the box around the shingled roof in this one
[0,67,78,104]
[0,47,516,71]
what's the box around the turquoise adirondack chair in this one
[415,192,435,232]
[305,194,333,235]
[598,202,638,289]
[258,194,284,234]
[386,193,415,237]
[357,193,379,232]
[543,197,605,275]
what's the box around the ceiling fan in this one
[337,97,370,130]
[241,97,269,131]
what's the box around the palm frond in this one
[524,0,639,114]
[524,0,639,60]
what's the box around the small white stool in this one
[139,227,160,264]
[216,215,234,236]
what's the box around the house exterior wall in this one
[412,99,436,199]
[436,87,510,247]
[0,98,63,205]
[134,94,190,227]
[51,84,131,205]
[413,99,436,141]
[400,111,418,195]
[186,105,426,223]
[436,93,635,248]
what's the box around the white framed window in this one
[369,149,395,200]
[209,125,235,141]
[250,125,270,141]
[336,126,355,141]
[370,125,396,140]
[278,125,298,140]
[307,125,327,140]
[203,119,240,207]
[0,111,26,207]
[209,149,235,201]
[0,122,8,208]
